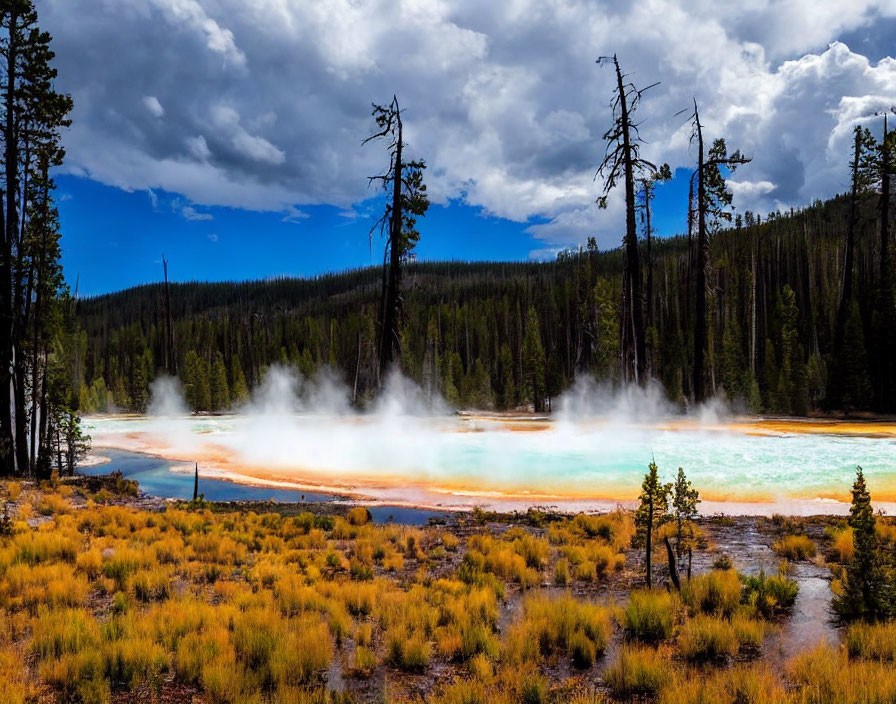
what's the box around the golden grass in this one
[846,621,896,662]
[772,534,817,561]
[3,478,894,704]
[658,663,788,704]
[677,614,739,662]
[680,569,742,618]
[604,645,672,699]
[621,589,679,643]
[830,527,854,563]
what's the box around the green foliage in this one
[209,352,230,412]
[672,467,700,556]
[183,351,211,413]
[522,306,546,412]
[635,461,671,587]
[742,572,799,619]
[834,468,888,622]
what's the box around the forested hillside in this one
[75,191,892,416]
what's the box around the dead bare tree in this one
[596,55,660,384]
[363,96,429,382]
[686,100,751,404]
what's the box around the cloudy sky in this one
[39,0,896,294]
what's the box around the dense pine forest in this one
[76,189,893,417]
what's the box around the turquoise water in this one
[84,414,896,507]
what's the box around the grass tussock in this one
[604,645,672,699]
[504,593,612,668]
[621,589,679,644]
[681,569,742,617]
[845,621,896,662]
[772,534,817,561]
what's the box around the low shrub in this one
[742,572,798,618]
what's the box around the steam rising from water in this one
[84,366,896,512]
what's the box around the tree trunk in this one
[615,57,646,384]
[693,103,708,404]
[0,11,18,475]
[379,109,403,378]
[665,536,680,591]
[835,129,862,361]
[645,493,653,589]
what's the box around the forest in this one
[77,187,892,417]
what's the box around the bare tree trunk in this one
[379,110,403,378]
[614,57,646,385]
[693,103,708,404]
[1,12,19,475]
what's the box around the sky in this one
[36,0,896,296]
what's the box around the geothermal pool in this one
[84,411,896,515]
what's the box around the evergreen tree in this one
[777,285,808,415]
[689,101,750,404]
[672,467,700,563]
[130,355,148,413]
[467,358,493,409]
[183,351,211,413]
[635,461,671,588]
[840,301,872,412]
[0,1,75,476]
[210,352,230,411]
[497,343,516,409]
[594,278,620,381]
[230,355,249,404]
[831,126,877,408]
[834,467,885,622]
[522,306,546,412]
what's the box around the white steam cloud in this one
[81,366,894,514]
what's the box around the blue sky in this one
[58,171,691,296]
[39,0,896,296]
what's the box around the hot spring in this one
[82,370,896,515]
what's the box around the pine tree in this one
[130,355,148,413]
[777,285,808,415]
[834,467,885,622]
[594,278,620,381]
[183,351,210,413]
[635,461,671,588]
[689,101,750,404]
[230,354,249,404]
[522,306,546,412]
[762,338,780,413]
[210,352,230,411]
[497,343,516,409]
[672,467,700,565]
[840,301,872,412]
